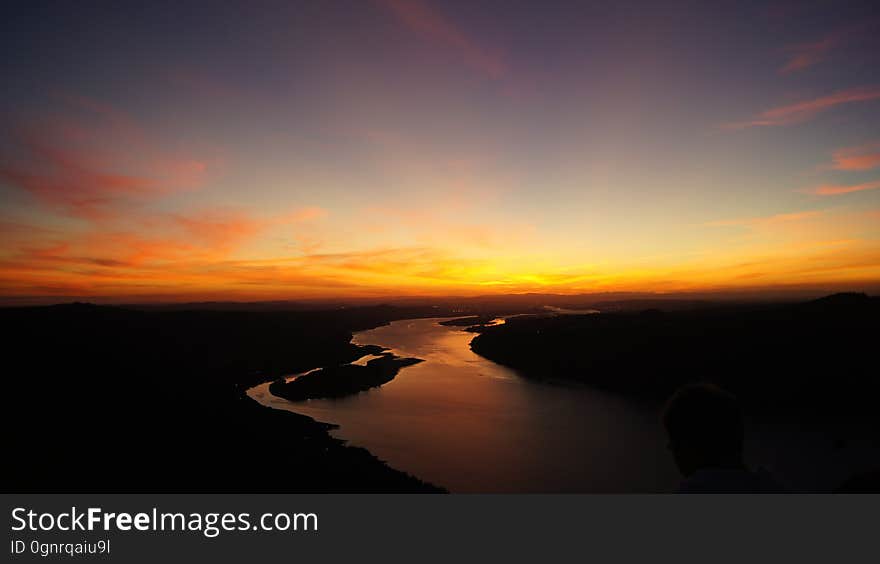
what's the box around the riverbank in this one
[469,293,880,416]
[247,312,880,492]
[3,303,448,492]
[232,390,444,492]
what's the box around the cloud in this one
[172,210,265,251]
[780,34,840,74]
[278,206,327,223]
[3,215,879,302]
[829,142,880,171]
[704,210,824,227]
[376,0,506,79]
[0,234,485,301]
[779,19,880,74]
[724,86,880,129]
[0,154,156,221]
[0,202,325,284]
[807,180,880,196]
[0,98,211,220]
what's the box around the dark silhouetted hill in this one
[470,294,880,417]
[1,304,446,492]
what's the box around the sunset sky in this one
[2,0,879,303]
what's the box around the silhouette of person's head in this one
[662,383,744,477]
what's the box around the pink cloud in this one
[172,210,265,251]
[780,35,839,74]
[376,0,506,79]
[724,86,880,129]
[0,142,160,221]
[808,180,880,196]
[829,142,880,171]
[0,100,210,220]
[779,21,879,74]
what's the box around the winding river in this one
[249,317,680,492]
[248,317,879,492]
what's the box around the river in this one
[247,317,879,492]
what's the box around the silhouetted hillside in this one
[470,294,880,416]
[1,303,446,492]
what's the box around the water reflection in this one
[250,317,680,492]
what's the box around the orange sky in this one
[2,1,879,303]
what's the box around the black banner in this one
[3,494,877,562]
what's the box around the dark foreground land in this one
[4,292,879,492]
[2,303,447,492]
[468,293,880,491]
[471,293,880,417]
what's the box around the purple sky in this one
[1,0,879,302]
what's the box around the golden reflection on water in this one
[249,318,680,492]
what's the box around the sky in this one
[1,0,879,303]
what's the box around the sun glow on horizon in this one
[2,2,879,303]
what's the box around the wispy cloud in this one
[807,180,880,196]
[3,206,878,301]
[172,210,265,252]
[828,142,880,171]
[0,147,159,221]
[376,0,506,79]
[724,86,880,129]
[780,33,841,74]
[704,210,824,227]
[0,202,328,283]
[278,206,328,223]
[0,96,335,290]
[0,99,211,220]
[779,19,880,74]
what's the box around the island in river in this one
[438,315,496,327]
[269,353,423,401]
